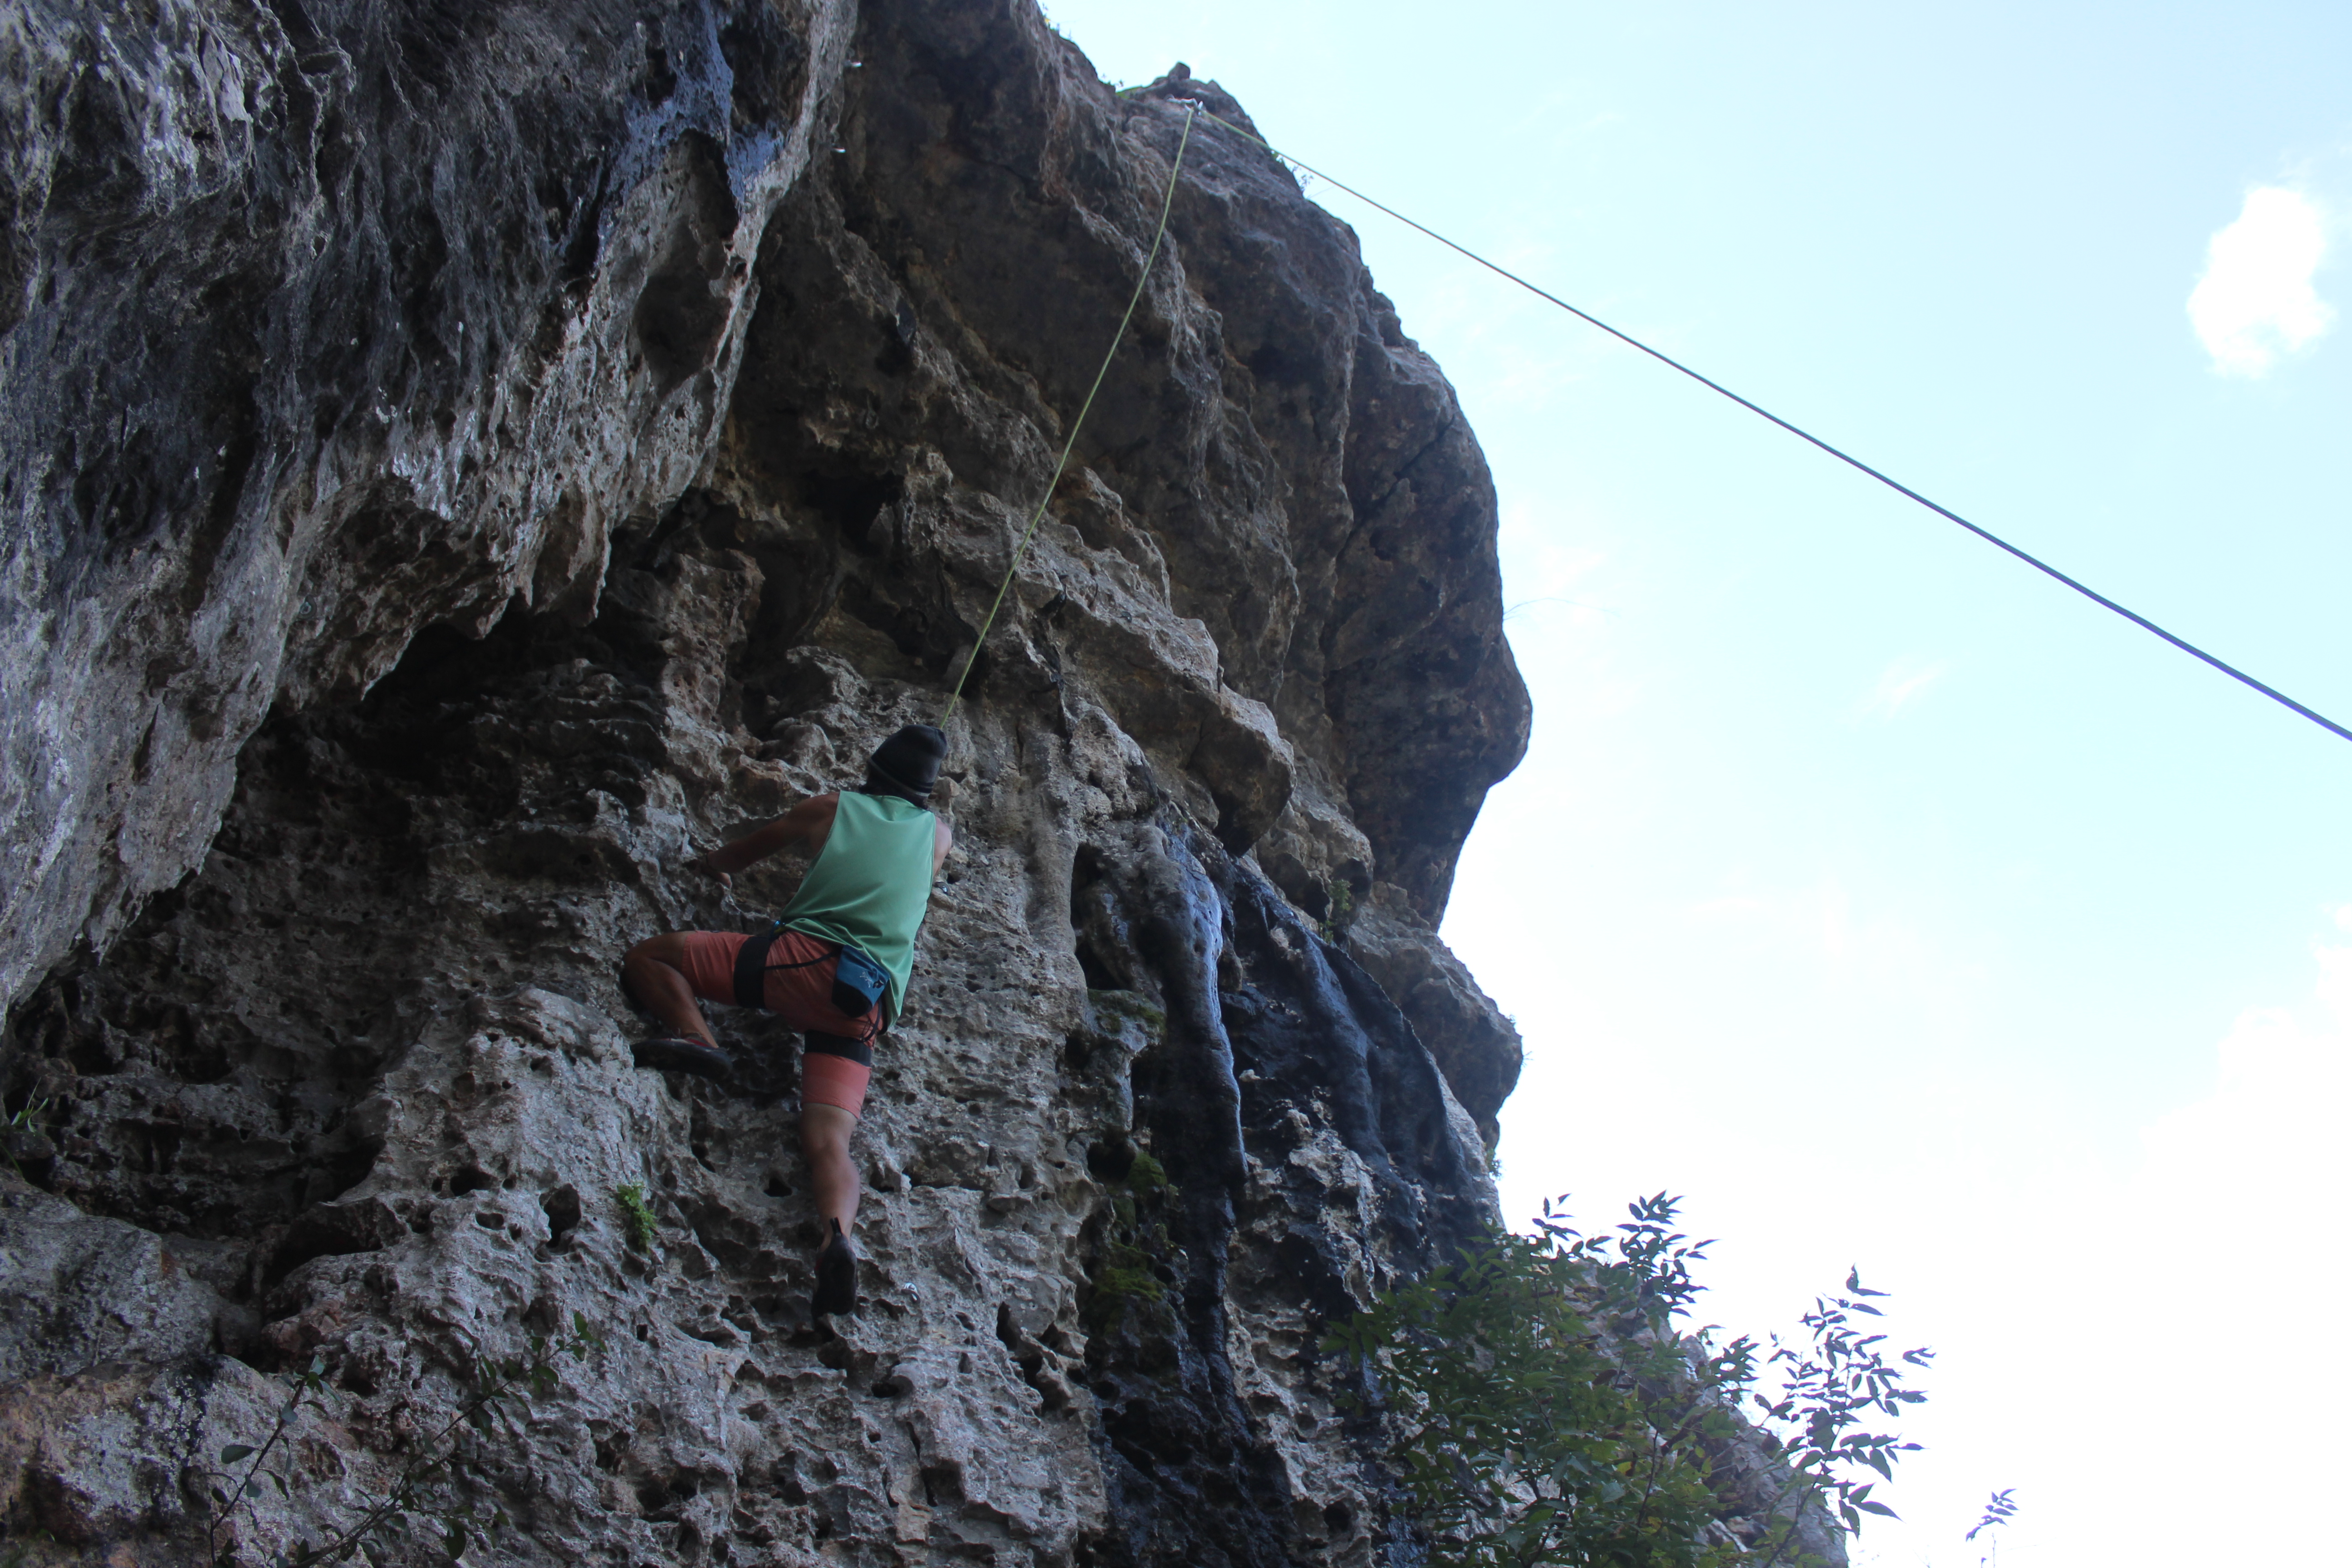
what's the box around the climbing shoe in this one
[631,1036,734,1082]
[813,1219,858,1319]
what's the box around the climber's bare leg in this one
[621,934,720,1049]
[802,1102,861,1240]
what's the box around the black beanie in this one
[866,724,946,804]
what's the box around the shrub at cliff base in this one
[1327,1196,1929,1568]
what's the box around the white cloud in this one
[1860,656,1951,720]
[2025,915,2352,1566]
[2188,187,2335,377]
[2127,908,2352,1232]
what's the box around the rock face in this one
[0,2,1820,1564]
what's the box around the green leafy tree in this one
[1748,1269,1930,1560]
[1327,1195,1933,1568]
[1965,1488,2018,1567]
[1326,1195,1757,1568]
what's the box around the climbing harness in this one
[1172,106,2352,750]
[730,922,889,1018]
[941,103,1200,725]
[731,924,827,1010]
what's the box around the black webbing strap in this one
[732,927,773,1009]
[804,1030,875,1067]
[732,923,831,1010]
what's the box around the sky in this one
[1044,4,2352,1564]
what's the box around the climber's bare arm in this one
[688,794,839,889]
[688,788,951,889]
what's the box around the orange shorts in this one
[672,930,879,1117]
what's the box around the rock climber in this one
[621,724,952,1321]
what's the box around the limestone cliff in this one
[0,3,1824,1563]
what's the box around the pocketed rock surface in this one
[0,2,1837,1563]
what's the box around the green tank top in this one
[781,791,937,1018]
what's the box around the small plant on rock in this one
[1083,1147,1176,1334]
[200,1315,602,1567]
[615,1181,658,1251]
[1320,877,1356,943]
[203,1352,329,1564]
[0,1094,52,1178]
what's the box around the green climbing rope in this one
[941,103,1200,725]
